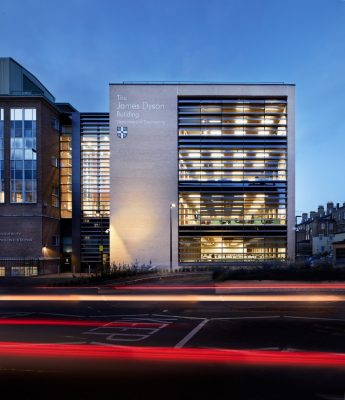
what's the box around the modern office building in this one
[109,84,295,266]
[0,58,295,275]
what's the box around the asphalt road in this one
[1,273,345,399]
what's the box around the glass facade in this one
[178,98,287,262]
[10,108,37,203]
[60,128,72,218]
[80,113,110,268]
[0,109,4,202]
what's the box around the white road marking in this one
[88,313,151,318]
[38,312,86,318]
[153,313,204,320]
[175,319,209,349]
[284,316,345,322]
[83,316,174,343]
[211,316,281,320]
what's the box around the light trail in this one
[112,284,345,291]
[0,342,345,368]
[0,318,162,328]
[0,294,343,302]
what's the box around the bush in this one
[212,263,345,282]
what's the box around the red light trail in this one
[0,318,162,328]
[0,342,345,368]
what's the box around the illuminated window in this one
[0,109,4,202]
[178,98,288,262]
[60,134,72,218]
[10,108,37,203]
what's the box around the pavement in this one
[0,272,345,399]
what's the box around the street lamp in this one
[295,215,302,261]
[42,245,47,275]
[170,203,176,273]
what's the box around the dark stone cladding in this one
[0,96,61,272]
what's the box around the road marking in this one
[175,319,209,349]
[211,316,281,320]
[284,316,345,322]
[83,316,174,343]
[153,313,204,320]
[88,313,151,318]
[38,312,86,318]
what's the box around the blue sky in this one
[0,0,344,213]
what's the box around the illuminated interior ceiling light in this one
[211,152,223,158]
[234,130,244,135]
[253,163,264,167]
[233,162,244,167]
[192,163,201,167]
[256,194,266,198]
[188,152,200,158]
[236,106,243,111]
[258,130,269,136]
[232,171,242,175]
[235,118,247,124]
[203,130,209,134]
[265,107,279,112]
[265,119,274,124]
[210,130,222,135]
[209,119,221,123]
[234,152,246,158]
[188,194,201,198]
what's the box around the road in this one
[0,273,345,399]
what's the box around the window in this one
[10,108,37,203]
[52,235,60,246]
[60,133,72,218]
[51,118,59,131]
[51,186,59,207]
[51,156,59,168]
[0,109,4,202]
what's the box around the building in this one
[109,84,295,266]
[0,58,296,275]
[296,202,345,259]
[0,58,72,275]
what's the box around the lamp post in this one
[170,203,176,273]
[42,245,47,275]
[295,215,302,261]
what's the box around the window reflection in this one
[10,108,37,203]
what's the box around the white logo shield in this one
[117,126,128,139]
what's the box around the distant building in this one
[296,202,345,259]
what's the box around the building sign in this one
[114,94,166,126]
[0,232,32,242]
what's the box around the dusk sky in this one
[0,0,344,214]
